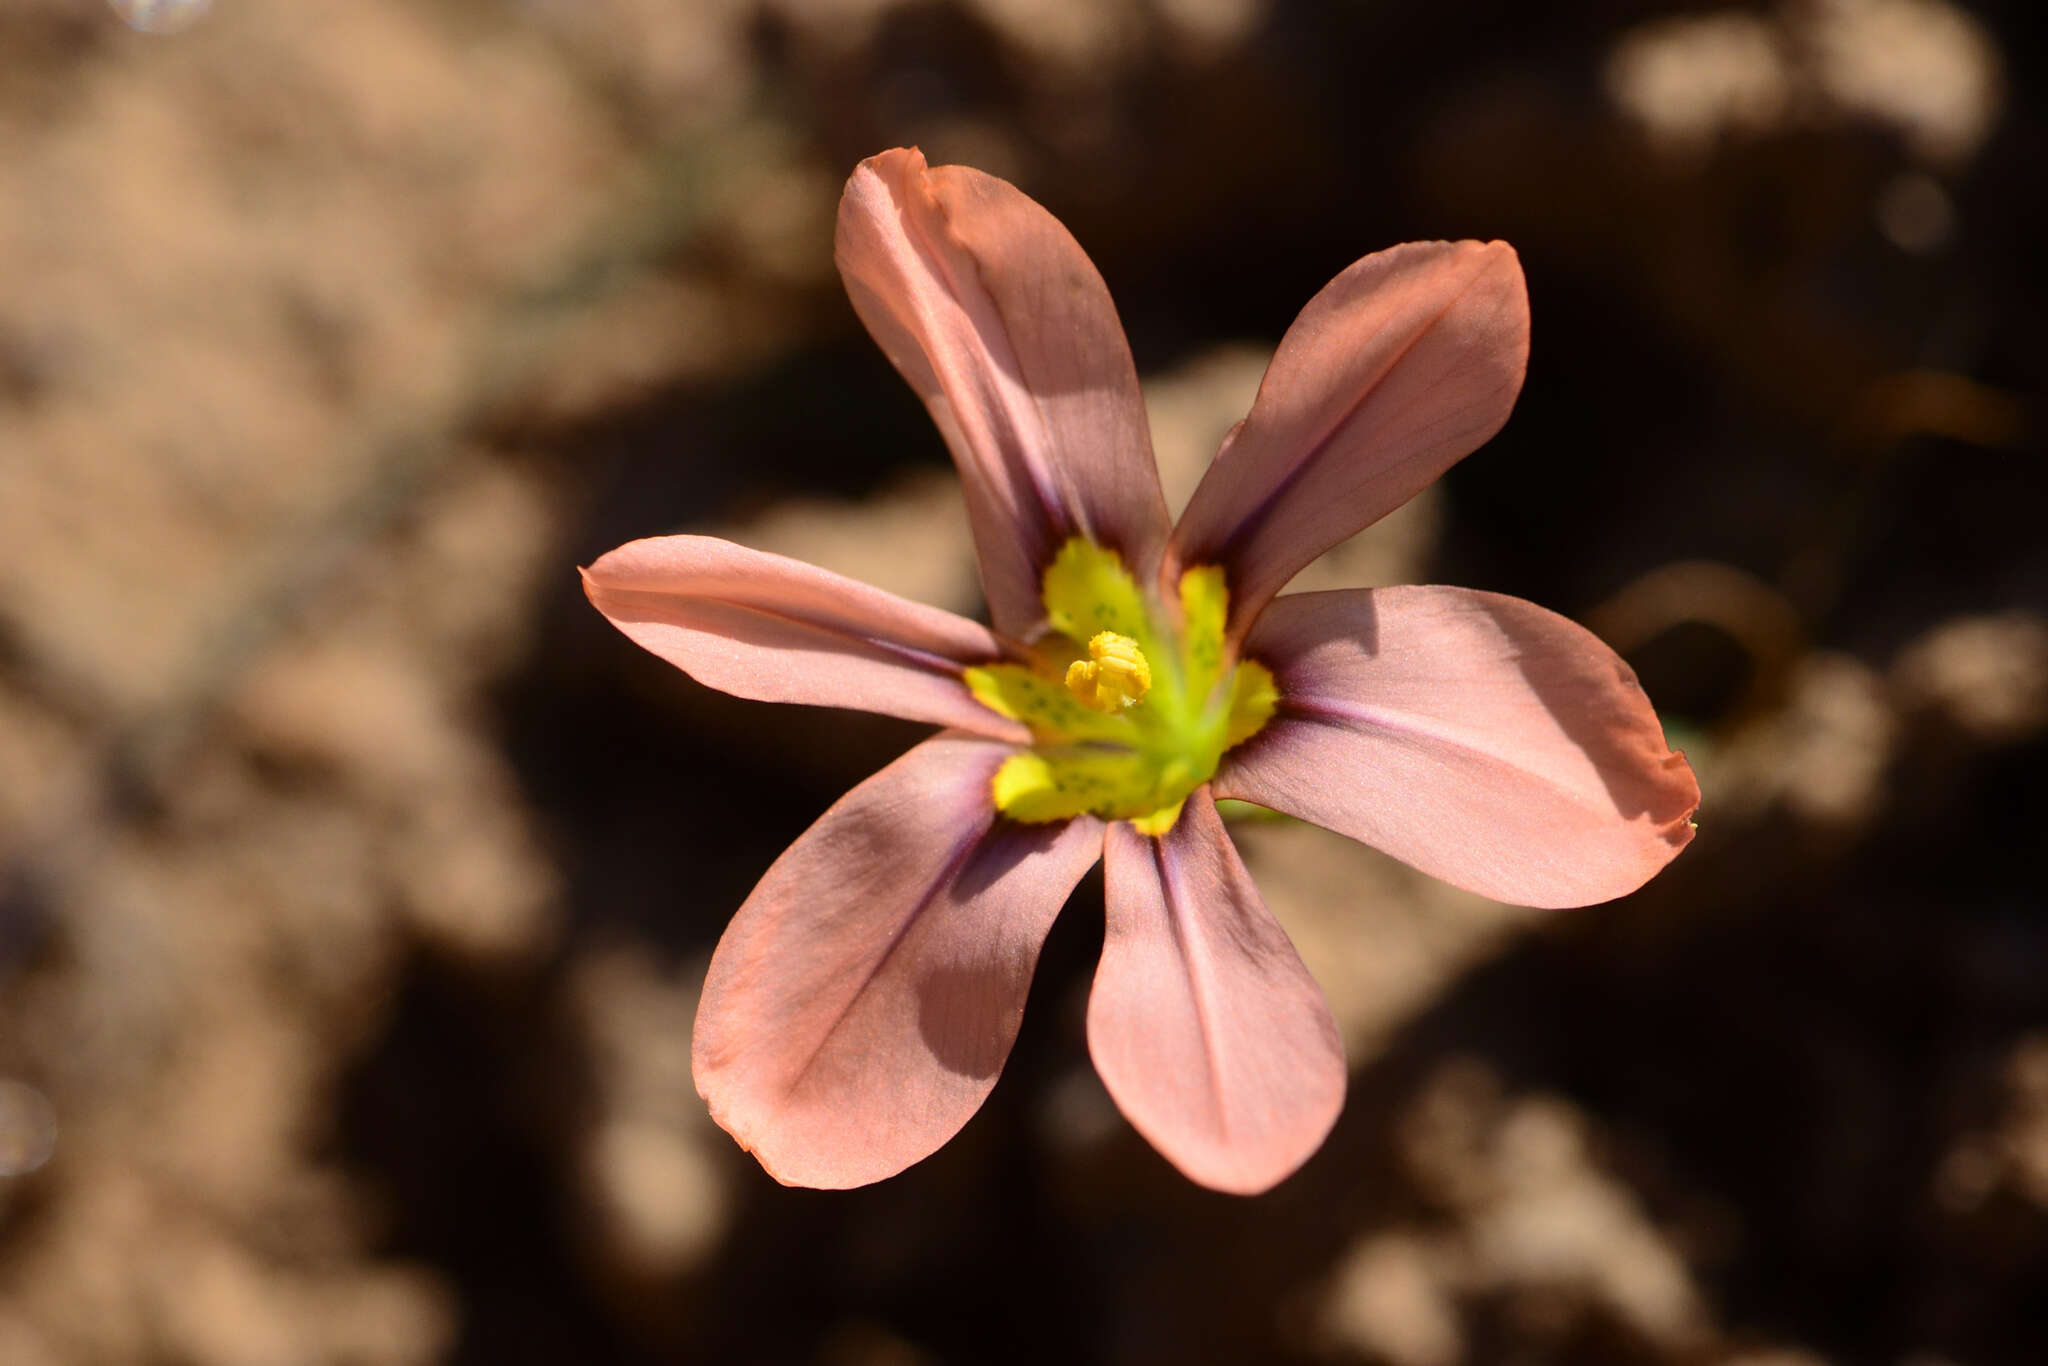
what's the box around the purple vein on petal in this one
[1207,270,1483,571]
[1264,694,1632,816]
[1277,692,1546,764]
[902,187,1072,545]
[778,815,990,1095]
[1148,828,1230,1140]
[582,535,1025,740]
[697,593,988,678]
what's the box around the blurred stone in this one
[1714,651,1896,829]
[232,640,459,794]
[299,1268,458,1366]
[756,0,903,57]
[392,461,561,685]
[1386,1061,1711,1355]
[1606,13,1791,155]
[1605,0,2002,169]
[1933,1136,2000,1214]
[0,1314,62,1366]
[1800,0,2002,166]
[1315,1233,1462,1366]
[1316,1061,1727,1363]
[586,1116,730,1280]
[1473,1098,1707,1349]
[149,1006,315,1214]
[507,277,735,424]
[0,1078,58,1177]
[1944,1034,2048,1213]
[1038,1062,1124,1155]
[222,461,567,973]
[389,781,560,969]
[2005,1038,2048,1207]
[1155,0,1268,60]
[712,157,842,287]
[734,470,982,620]
[151,1234,453,1366]
[1893,611,2048,742]
[521,0,754,120]
[1875,171,1956,254]
[569,947,706,1132]
[567,948,734,1283]
[1143,342,1265,516]
[963,0,1142,74]
[0,685,81,845]
[155,1238,311,1366]
[1397,1057,1512,1210]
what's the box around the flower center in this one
[964,538,1277,836]
[1065,632,1152,712]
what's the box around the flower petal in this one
[693,733,1104,1188]
[835,147,1171,640]
[1219,587,1699,908]
[1090,790,1346,1194]
[583,534,1026,741]
[1169,241,1530,638]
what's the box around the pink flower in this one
[583,148,1699,1194]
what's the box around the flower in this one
[582,147,1700,1194]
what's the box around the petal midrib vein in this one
[1280,692,1602,809]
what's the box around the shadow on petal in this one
[917,817,1106,1078]
[1227,587,1697,907]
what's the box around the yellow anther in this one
[980,537,1279,832]
[1064,631,1152,712]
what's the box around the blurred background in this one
[1,0,2044,1362]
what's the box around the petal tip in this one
[576,563,610,607]
[845,145,930,199]
[1092,802,1348,1196]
